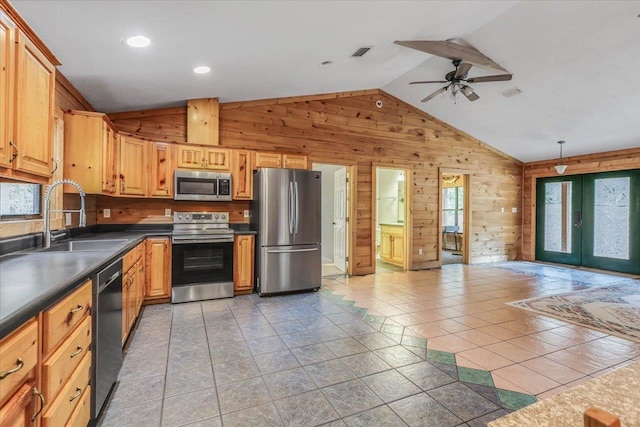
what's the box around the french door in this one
[536,169,640,274]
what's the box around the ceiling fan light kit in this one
[554,140,568,174]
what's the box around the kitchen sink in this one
[38,239,129,252]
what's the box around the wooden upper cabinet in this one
[283,154,308,170]
[203,147,229,170]
[13,30,55,178]
[63,111,117,195]
[231,149,253,200]
[176,144,229,170]
[254,152,282,168]
[119,135,148,196]
[0,13,14,170]
[149,142,174,198]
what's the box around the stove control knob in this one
[215,214,220,219]
[221,214,226,219]
[178,215,183,220]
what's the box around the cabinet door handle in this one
[9,141,17,163]
[31,387,45,421]
[69,387,82,402]
[0,357,23,379]
[70,304,84,314]
[70,346,83,358]
[50,158,59,174]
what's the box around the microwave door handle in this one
[294,181,299,234]
[289,182,295,235]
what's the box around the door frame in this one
[372,164,413,270]
[312,161,357,276]
[439,168,471,265]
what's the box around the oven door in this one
[172,240,234,287]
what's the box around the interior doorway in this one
[313,163,350,277]
[374,167,408,273]
[441,174,465,265]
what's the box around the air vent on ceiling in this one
[351,47,372,57]
[502,87,522,98]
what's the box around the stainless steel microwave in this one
[174,170,232,201]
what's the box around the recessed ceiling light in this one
[125,35,151,48]
[319,61,333,68]
[193,66,211,74]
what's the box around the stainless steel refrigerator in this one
[251,168,322,295]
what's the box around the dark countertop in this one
[0,231,169,340]
[234,230,257,235]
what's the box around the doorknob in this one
[574,211,582,228]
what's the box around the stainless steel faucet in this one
[43,179,86,248]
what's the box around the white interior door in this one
[333,167,347,272]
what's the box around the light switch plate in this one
[165,208,172,217]
[418,248,423,255]
[244,210,250,218]
[501,207,505,213]
[512,207,518,213]
[65,212,72,226]
[103,208,111,218]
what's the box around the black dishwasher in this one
[92,258,123,420]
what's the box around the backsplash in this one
[95,196,250,224]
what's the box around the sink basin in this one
[38,239,129,252]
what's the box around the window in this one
[442,186,463,232]
[0,182,42,219]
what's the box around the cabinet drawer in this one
[0,319,37,406]
[43,280,92,355]
[42,352,90,427]
[42,316,91,400]
[66,385,90,427]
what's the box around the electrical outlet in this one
[501,207,505,213]
[418,248,423,255]
[65,213,72,226]
[103,209,111,218]
[165,208,172,217]
[512,207,518,213]
[244,210,250,218]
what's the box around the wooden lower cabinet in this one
[0,381,36,427]
[145,237,172,301]
[379,224,404,267]
[122,243,146,345]
[234,235,255,295]
[41,351,90,427]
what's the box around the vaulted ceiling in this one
[12,1,640,162]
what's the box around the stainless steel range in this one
[171,211,234,303]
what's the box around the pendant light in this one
[554,140,567,174]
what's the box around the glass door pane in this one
[582,170,640,274]
[535,176,582,265]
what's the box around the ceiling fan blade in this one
[454,63,473,79]
[394,40,508,73]
[409,80,448,85]
[421,87,447,103]
[465,74,512,83]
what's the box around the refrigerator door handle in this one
[289,182,295,235]
[294,181,299,234]
[267,248,319,254]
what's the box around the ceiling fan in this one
[394,40,512,103]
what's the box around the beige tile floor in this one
[322,262,640,400]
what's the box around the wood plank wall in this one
[107,90,524,274]
[522,147,640,261]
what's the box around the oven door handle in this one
[172,237,234,244]
[267,248,319,254]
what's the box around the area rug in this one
[508,283,640,343]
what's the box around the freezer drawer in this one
[257,244,321,295]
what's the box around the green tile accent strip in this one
[347,307,368,317]
[497,388,538,411]
[457,366,495,387]
[426,349,456,365]
[363,314,386,323]
[401,335,427,349]
[337,299,356,307]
